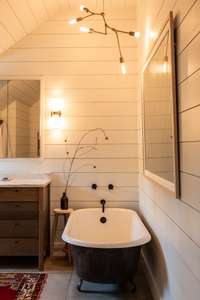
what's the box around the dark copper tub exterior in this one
[71,245,141,284]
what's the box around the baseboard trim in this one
[141,250,160,300]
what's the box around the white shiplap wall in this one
[138,0,200,299]
[0,7,139,242]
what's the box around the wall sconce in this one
[49,111,63,129]
[48,98,64,129]
[51,111,62,118]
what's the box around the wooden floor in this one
[0,256,153,300]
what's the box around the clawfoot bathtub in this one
[62,208,151,291]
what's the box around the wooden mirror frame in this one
[142,12,180,198]
[0,77,44,159]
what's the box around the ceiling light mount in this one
[68,5,140,74]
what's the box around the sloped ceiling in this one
[58,0,137,9]
[0,0,60,55]
[0,0,137,56]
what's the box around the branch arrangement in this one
[63,128,109,195]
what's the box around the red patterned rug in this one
[0,273,47,300]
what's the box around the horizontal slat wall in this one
[0,48,137,62]
[0,6,138,244]
[138,0,200,299]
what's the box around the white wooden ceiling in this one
[0,0,137,56]
[58,0,137,9]
[0,0,59,55]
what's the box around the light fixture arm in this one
[114,30,123,59]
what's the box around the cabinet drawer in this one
[0,238,38,256]
[0,202,38,219]
[0,220,38,238]
[0,188,38,202]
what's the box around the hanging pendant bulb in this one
[163,56,168,73]
[120,57,127,75]
[68,18,77,25]
[80,26,90,33]
[80,5,86,12]
[134,31,140,38]
[121,62,127,75]
[68,17,83,25]
[129,31,140,38]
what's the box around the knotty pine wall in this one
[138,1,200,299]
[0,7,139,242]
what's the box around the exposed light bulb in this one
[163,56,168,73]
[134,31,140,38]
[80,5,86,12]
[121,62,127,75]
[120,57,126,75]
[80,26,90,33]
[68,18,77,25]
[163,61,167,73]
[48,115,64,129]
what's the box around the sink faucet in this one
[100,199,106,213]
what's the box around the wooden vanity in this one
[0,176,50,270]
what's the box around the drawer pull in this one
[15,189,19,193]
[14,240,19,244]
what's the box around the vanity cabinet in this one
[0,185,50,270]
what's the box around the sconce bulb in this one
[68,18,77,25]
[80,26,90,33]
[134,31,140,38]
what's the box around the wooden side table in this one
[51,208,73,263]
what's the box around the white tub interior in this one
[62,208,151,248]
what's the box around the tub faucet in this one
[100,199,106,213]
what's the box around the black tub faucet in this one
[100,199,106,213]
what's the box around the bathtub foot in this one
[77,279,121,294]
[128,280,136,293]
[77,279,84,292]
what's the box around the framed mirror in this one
[142,12,179,198]
[0,79,41,158]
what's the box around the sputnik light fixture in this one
[68,3,140,75]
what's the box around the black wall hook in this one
[91,183,97,190]
[108,184,114,190]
